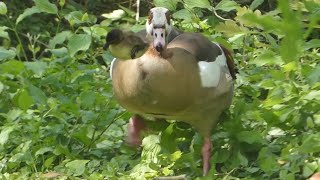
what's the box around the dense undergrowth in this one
[0,0,319,179]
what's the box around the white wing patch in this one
[198,44,227,88]
[110,58,117,79]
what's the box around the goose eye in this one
[155,33,157,37]
[151,31,153,36]
[161,33,163,37]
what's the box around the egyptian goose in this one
[110,31,236,175]
[104,29,148,59]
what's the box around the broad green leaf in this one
[80,91,96,109]
[215,0,238,12]
[16,6,42,25]
[0,2,7,15]
[119,4,136,17]
[304,39,320,50]
[308,65,320,86]
[251,50,283,66]
[71,126,91,146]
[64,11,84,25]
[0,47,16,61]
[257,147,279,173]
[25,61,48,76]
[67,34,91,57]
[154,0,180,11]
[48,47,68,57]
[0,26,9,39]
[33,0,58,14]
[0,126,14,145]
[0,60,25,75]
[65,160,89,176]
[250,0,264,10]
[237,131,265,144]
[28,83,47,105]
[215,20,248,37]
[173,9,193,22]
[49,31,72,49]
[184,0,211,9]
[102,9,125,21]
[18,90,34,110]
[300,134,320,153]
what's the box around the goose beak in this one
[155,44,163,52]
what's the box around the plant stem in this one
[6,15,28,61]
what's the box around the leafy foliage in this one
[0,0,320,179]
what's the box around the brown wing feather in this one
[220,45,237,80]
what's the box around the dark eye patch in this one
[161,33,163,37]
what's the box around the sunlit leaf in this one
[0,126,14,145]
[18,90,34,110]
[0,2,7,15]
[102,9,125,21]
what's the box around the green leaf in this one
[0,2,7,15]
[18,90,34,110]
[300,134,320,153]
[257,147,279,173]
[80,91,96,109]
[25,61,48,76]
[0,60,25,75]
[215,0,238,12]
[0,47,16,61]
[0,81,3,93]
[303,90,320,101]
[215,20,248,37]
[67,34,91,57]
[16,6,42,25]
[33,0,58,14]
[0,126,14,145]
[65,160,89,176]
[101,9,125,21]
[154,0,180,11]
[28,83,47,105]
[251,50,284,66]
[49,31,72,49]
[237,131,265,144]
[250,0,264,10]
[35,147,53,156]
[0,26,9,39]
[308,65,320,86]
[184,0,211,9]
[173,9,193,22]
[304,39,320,50]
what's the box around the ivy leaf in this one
[0,2,7,15]
[65,160,89,176]
[16,6,42,25]
[33,0,58,14]
[215,0,238,12]
[67,34,91,57]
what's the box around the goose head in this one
[146,7,172,52]
[104,29,124,50]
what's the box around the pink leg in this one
[202,136,212,176]
[126,114,145,146]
